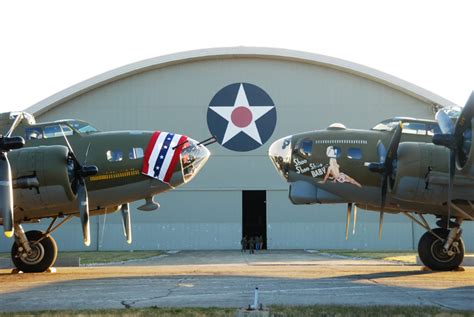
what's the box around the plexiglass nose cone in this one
[181,138,211,183]
[268,135,292,181]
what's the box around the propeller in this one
[378,211,384,240]
[352,204,357,235]
[60,126,98,246]
[121,203,132,244]
[368,122,403,210]
[432,91,474,228]
[345,203,352,240]
[0,113,26,237]
[367,122,403,240]
[345,203,359,239]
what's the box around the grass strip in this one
[63,251,163,264]
[319,250,418,263]
[0,305,472,317]
[0,251,163,263]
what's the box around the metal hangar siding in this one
[3,47,472,252]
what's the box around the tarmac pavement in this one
[0,250,473,312]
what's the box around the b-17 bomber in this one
[269,92,474,271]
[0,112,212,272]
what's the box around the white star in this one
[209,84,274,145]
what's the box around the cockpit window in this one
[59,120,99,134]
[106,150,123,162]
[25,127,43,140]
[372,119,441,136]
[401,122,427,135]
[372,121,398,131]
[129,147,144,160]
[43,124,73,139]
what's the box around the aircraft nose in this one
[180,137,211,183]
[268,135,292,181]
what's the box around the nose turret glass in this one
[181,138,211,183]
[268,136,292,181]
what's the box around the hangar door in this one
[242,190,267,249]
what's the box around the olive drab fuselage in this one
[3,118,208,221]
[270,118,474,218]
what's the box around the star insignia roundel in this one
[207,83,277,152]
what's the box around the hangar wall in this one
[2,47,472,252]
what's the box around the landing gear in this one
[10,216,72,273]
[11,229,58,273]
[402,213,465,271]
[418,228,464,271]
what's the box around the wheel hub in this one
[19,243,45,265]
[431,239,456,263]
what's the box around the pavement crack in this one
[120,277,189,308]
[121,300,133,309]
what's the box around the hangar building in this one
[2,47,473,252]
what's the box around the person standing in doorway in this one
[248,236,255,254]
[257,235,263,251]
[241,236,248,253]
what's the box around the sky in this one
[1,0,473,113]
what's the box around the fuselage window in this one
[129,147,144,160]
[402,122,427,135]
[43,124,73,138]
[106,150,123,162]
[299,139,313,157]
[347,147,362,160]
[25,127,44,140]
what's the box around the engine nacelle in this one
[391,142,448,204]
[9,145,75,211]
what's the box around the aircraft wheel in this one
[11,230,58,273]
[418,228,464,271]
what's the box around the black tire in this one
[418,228,464,271]
[11,230,58,273]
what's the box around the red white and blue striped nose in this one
[141,132,210,187]
[142,131,188,184]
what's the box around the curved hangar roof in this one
[27,47,454,116]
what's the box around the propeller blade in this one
[0,153,14,237]
[436,110,455,135]
[368,141,386,173]
[376,140,386,164]
[346,203,352,240]
[121,203,132,244]
[385,122,403,172]
[77,183,90,246]
[352,205,357,235]
[84,143,91,165]
[59,124,80,165]
[378,211,384,240]
[5,112,24,138]
[446,149,456,228]
[381,174,388,209]
[454,91,474,139]
[381,122,402,210]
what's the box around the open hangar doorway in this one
[242,190,267,250]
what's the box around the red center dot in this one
[231,106,253,128]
